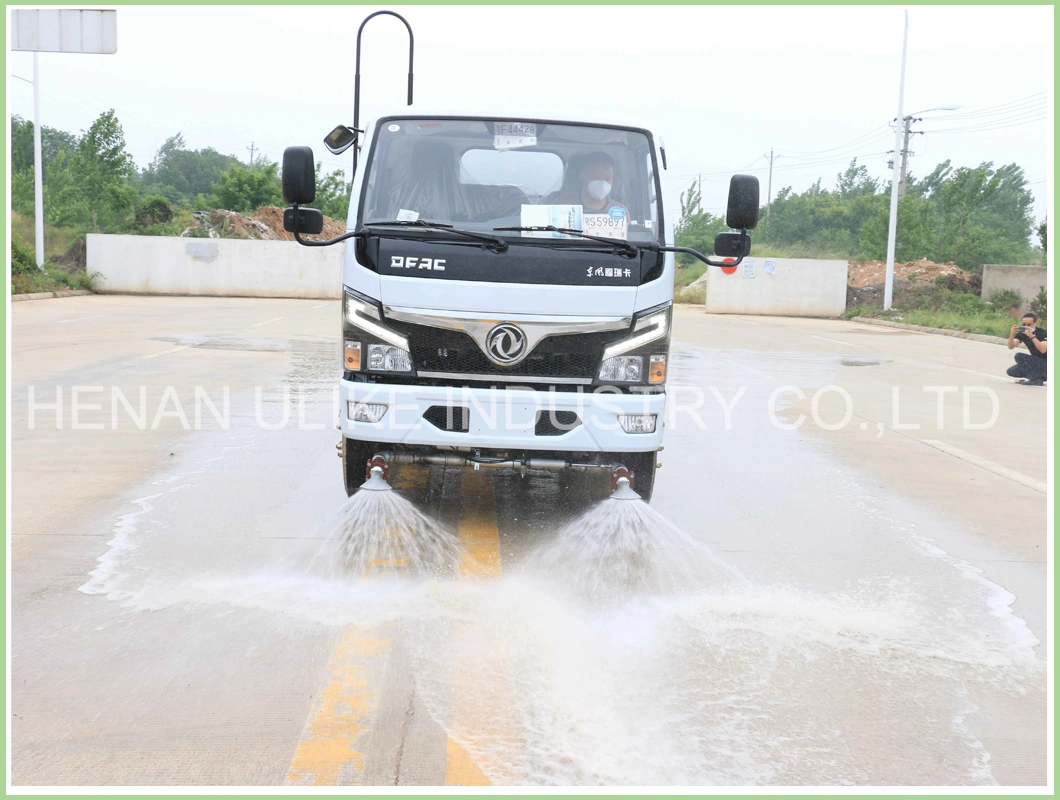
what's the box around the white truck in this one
[281,14,758,502]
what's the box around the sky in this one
[7,5,1053,226]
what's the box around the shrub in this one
[1029,286,1047,324]
[987,288,1023,314]
[11,232,37,275]
[134,196,174,227]
[674,285,705,304]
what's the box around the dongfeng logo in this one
[485,323,528,365]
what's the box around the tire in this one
[622,451,657,502]
[342,437,381,496]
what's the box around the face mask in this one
[586,180,611,201]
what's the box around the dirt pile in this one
[253,206,347,241]
[48,238,87,273]
[179,207,346,241]
[848,258,969,288]
[846,258,980,311]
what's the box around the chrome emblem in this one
[485,323,528,365]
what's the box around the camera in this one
[1019,326,1028,334]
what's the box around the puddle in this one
[840,357,887,367]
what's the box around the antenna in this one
[352,10,414,177]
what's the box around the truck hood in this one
[378,274,639,318]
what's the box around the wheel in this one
[622,451,657,502]
[341,437,380,496]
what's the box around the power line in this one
[940,91,1047,121]
[926,114,1048,134]
[938,100,1046,123]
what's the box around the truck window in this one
[361,118,662,243]
[460,149,563,200]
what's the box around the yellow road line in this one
[444,468,505,785]
[286,629,391,786]
[445,738,492,786]
[288,464,501,786]
[287,463,432,785]
[457,469,501,579]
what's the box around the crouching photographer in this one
[1007,312,1048,386]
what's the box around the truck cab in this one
[283,108,757,501]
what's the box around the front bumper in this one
[340,379,665,452]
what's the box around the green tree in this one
[1038,217,1047,255]
[71,109,137,230]
[11,115,79,174]
[673,180,729,265]
[11,116,81,219]
[312,162,351,220]
[211,162,282,213]
[140,133,243,206]
[835,158,878,199]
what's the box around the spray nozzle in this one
[360,455,393,492]
[609,466,640,500]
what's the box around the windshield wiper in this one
[493,225,639,258]
[364,219,508,253]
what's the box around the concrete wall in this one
[88,234,344,299]
[981,264,1048,305]
[702,257,848,317]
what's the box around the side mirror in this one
[324,125,358,155]
[284,207,324,235]
[282,146,316,205]
[713,231,751,258]
[726,174,760,230]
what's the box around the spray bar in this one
[373,450,623,474]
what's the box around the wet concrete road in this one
[10,297,1049,786]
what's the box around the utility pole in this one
[897,116,914,200]
[897,105,957,200]
[247,142,256,167]
[764,148,779,217]
[884,10,909,312]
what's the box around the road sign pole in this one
[33,52,45,268]
[14,9,119,267]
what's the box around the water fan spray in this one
[324,453,462,577]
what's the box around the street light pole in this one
[33,52,44,267]
[884,10,909,312]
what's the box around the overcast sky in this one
[8,5,1053,225]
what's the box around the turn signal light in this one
[344,340,361,370]
[649,354,667,383]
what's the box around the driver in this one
[548,152,628,217]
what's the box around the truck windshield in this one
[360,118,661,245]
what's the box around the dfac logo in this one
[485,323,528,365]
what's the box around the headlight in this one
[618,414,657,433]
[368,344,412,372]
[601,306,670,360]
[344,290,409,350]
[348,402,388,423]
[598,355,643,382]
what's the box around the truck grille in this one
[387,320,626,381]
